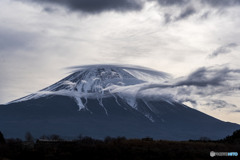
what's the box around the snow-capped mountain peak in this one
[44,65,144,93]
[2,64,239,140]
[10,64,171,121]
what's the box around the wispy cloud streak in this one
[209,43,238,58]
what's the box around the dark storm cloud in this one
[209,43,238,58]
[22,0,143,13]
[21,0,240,15]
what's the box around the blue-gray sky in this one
[0,0,240,123]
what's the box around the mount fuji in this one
[0,64,239,140]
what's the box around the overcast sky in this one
[0,0,240,123]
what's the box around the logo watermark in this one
[210,151,238,157]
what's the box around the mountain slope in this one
[0,65,239,140]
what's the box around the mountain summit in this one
[0,64,239,140]
[11,64,171,119]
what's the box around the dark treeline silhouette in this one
[222,129,240,144]
[0,130,239,160]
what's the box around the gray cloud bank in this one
[205,100,237,109]
[17,0,240,14]
[20,0,143,13]
[0,27,37,51]
[176,67,240,87]
[157,0,240,7]
[209,43,238,58]
[164,6,196,23]
[106,66,240,110]
[175,6,196,21]
[200,0,240,7]
[157,0,190,6]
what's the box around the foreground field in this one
[0,130,239,160]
